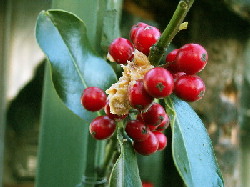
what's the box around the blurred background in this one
[0,0,250,187]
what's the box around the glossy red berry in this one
[133,26,161,55]
[104,102,127,121]
[153,131,167,151]
[172,72,186,82]
[140,103,167,127]
[81,87,107,111]
[137,114,157,131]
[133,131,159,155]
[166,49,179,73]
[175,43,208,74]
[143,67,174,98]
[174,75,205,102]
[130,22,149,43]
[128,79,154,110]
[155,113,169,131]
[89,116,116,140]
[125,120,149,141]
[108,37,134,64]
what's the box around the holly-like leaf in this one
[109,128,142,187]
[165,96,224,187]
[36,10,117,122]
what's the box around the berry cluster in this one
[81,87,126,140]
[108,22,161,64]
[81,22,208,156]
[165,44,207,101]
[127,103,168,155]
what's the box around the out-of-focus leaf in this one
[101,0,123,51]
[137,152,165,187]
[35,64,88,187]
[165,96,224,187]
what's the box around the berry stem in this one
[148,0,195,66]
[98,121,122,179]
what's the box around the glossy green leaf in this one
[52,0,105,55]
[35,9,118,187]
[36,64,88,187]
[36,10,117,122]
[109,129,142,187]
[165,96,224,187]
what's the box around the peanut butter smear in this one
[106,50,154,115]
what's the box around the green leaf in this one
[35,9,118,187]
[101,0,123,51]
[36,64,88,187]
[52,0,105,55]
[36,10,117,122]
[137,151,165,187]
[109,129,142,187]
[165,96,224,187]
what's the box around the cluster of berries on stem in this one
[81,22,208,156]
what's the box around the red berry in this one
[89,116,116,140]
[148,125,158,131]
[174,75,205,102]
[166,49,178,63]
[136,113,144,122]
[133,26,161,55]
[175,43,208,74]
[142,181,154,187]
[172,72,186,82]
[166,49,179,73]
[104,102,127,121]
[130,22,149,43]
[137,114,158,131]
[125,120,149,141]
[108,38,134,64]
[81,87,107,111]
[128,79,154,110]
[138,111,169,131]
[133,131,159,155]
[143,67,174,98]
[153,131,167,151]
[140,103,167,127]
[155,113,169,131]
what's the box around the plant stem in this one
[98,131,119,179]
[98,120,124,179]
[148,0,195,66]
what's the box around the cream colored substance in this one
[106,50,154,115]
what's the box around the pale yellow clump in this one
[179,22,188,31]
[106,50,154,115]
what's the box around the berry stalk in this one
[148,0,195,66]
[98,121,122,179]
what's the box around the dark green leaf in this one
[36,64,88,187]
[35,9,118,187]
[36,10,117,122]
[165,96,224,187]
[52,0,104,55]
[101,1,123,51]
[137,151,165,187]
[109,129,142,187]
